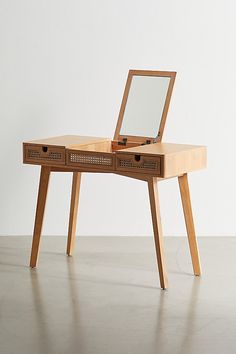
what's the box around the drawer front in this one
[24,144,65,165]
[116,153,162,175]
[66,150,115,170]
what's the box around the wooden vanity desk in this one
[23,70,206,289]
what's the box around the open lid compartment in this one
[113,70,176,148]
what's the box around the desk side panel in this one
[163,146,207,178]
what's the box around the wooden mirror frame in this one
[113,70,176,144]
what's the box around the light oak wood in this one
[30,166,51,268]
[71,141,112,152]
[24,138,206,178]
[24,135,109,148]
[158,73,176,141]
[148,177,168,289]
[178,174,201,276]
[113,71,133,141]
[117,143,206,177]
[111,140,142,151]
[67,172,81,256]
[23,136,110,166]
[23,69,206,288]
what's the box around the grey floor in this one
[0,236,235,354]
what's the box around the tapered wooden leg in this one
[66,172,81,256]
[30,166,51,268]
[148,177,168,289]
[178,173,201,276]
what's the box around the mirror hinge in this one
[141,139,152,146]
[118,138,128,146]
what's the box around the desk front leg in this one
[178,173,201,276]
[148,177,168,289]
[30,166,51,268]
[67,172,81,256]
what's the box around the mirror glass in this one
[119,75,171,138]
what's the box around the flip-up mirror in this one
[114,70,176,144]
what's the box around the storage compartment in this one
[23,135,111,167]
[116,152,162,175]
[23,144,65,165]
[116,142,207,178]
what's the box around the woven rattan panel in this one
[69,152,113,166]
[118,159,158,170]
[116,153,162,175]
[28,150,62,160]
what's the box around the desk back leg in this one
[67,172,81,256]
[148,177,168,289]
[30,166,51,268]
[178,173,201,276]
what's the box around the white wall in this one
[0,0,235,236]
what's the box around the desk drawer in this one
[66,150,115,170]
[23,144,65,165]
[116,153,162,175]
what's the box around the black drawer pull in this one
[134,155,141,162]
[42,146,48,153]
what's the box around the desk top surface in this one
[25,135,109,148]
[25,135,205,154]
[23,135,206,178]
[117,142,205,155]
